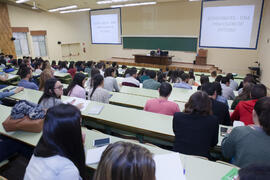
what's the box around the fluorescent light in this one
[111,1,156,8]
[49,5,78,12]
[97,0,130,4]
[60,8,91,14]
[97,0,112,4]
[16,0,30,3]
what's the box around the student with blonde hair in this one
[39,69,54,91]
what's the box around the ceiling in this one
[6,0,189,12]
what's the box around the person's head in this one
[38,78,63,104]
[129,67,137,78]
[19,66,32,79]
[39,69,54,91]
[93,141,155,180]
[23,59,31,68]
[215,75,223,83]
[201,82,217,99]
[253,97,270,133]
[96,62,103,70]
[184,91,212,116]
[138,68,146,77]
[238,163,270,180]
[91,68,100,78]
[104,67,115,78]
[221,77,230,86]
[212,81,222,96]
[181,73,190,83]
[90,74,104,98]
[189,69,195,80]
[51,60,56,66]
[200,75,209,85]
[158,72,167,83]
[68,62,75,70]
[238,83,254,100]
[65,73,87,95]
[226,73,234,80]
[211,71,217,78]
[34,61,42,70]
[112,62,117,68]
[243,76,255,86]
[148,70,157,80]
[60,61,67,69]
[34,104,85,179]
[42,61,51,71]
[250,84,267,100]
[159,82,172,98]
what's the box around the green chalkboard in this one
[123,36,198,52]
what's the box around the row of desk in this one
[2,86,228,147]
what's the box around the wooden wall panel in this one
[0,3,16,56]
[30,30,47,36]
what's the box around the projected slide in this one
[90,8,121,44]
[199,0,264,49]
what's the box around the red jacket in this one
[68,68,77,79]
[230,99,257,125]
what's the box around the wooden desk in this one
[133,54,172,65]
[0,104,236,180]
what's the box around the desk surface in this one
[0,74,19,82]
[0,104,235,180]
[54,71,71,78]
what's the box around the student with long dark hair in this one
[24,104,86,180]
[93,141,155,180]
[38,78,63,109]
[86,68,100,89]
[222,97,270,167]
[88,74,110,103]
[104,67,120,92]
[68,62,77,79]
[65,73,87,99]
[173,91,219,159]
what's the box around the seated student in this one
[238,163,270,180]
[226,73,238,91]
[221,77,235,100]
[24,104,86,180]
[188,69,198,86]
[138,68,150,83]
[59,62,68,73]
[86,68,100,89]
[238,75,255,94]
[51,60,58,69]
[231,83,254,110]
[215,75,223,83]
[89,74,110,103]
[174,73,192,90]
[222,97,270,167]
[213,82,229,107]
[197,75,209,90]
[18,66,39,90]
[173,91,219,158]
[38,78,63,109]
[0,87,24,104]
[157,71,167,83]
[104,67,120,92]
[118,65,127,76]
[144,82,180,116]
[231,84,267,125]
[84,61,93,77]
[94,141,155,180]
[34,61,42,75]
[122,68,140,88]
[67,62,77,79]
[168,70,181,83]
[96,62,104,76]
[39,69,54,91]
[211,71,217,79]
[65,73,87,99]
[142,70,161,90]
[202,83,231,125]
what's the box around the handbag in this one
[2,115,44,133]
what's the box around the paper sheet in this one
[86,145,108,165]
[63,97,89,112]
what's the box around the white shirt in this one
[122,77,140,87]
[24,155,81,180]
[229,79,238,91]
[221,83,235,100]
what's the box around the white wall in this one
[8,1,269,76]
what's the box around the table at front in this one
[133,54,173,65]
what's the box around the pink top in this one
[68,85,86,99]
[144,98,180,116]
